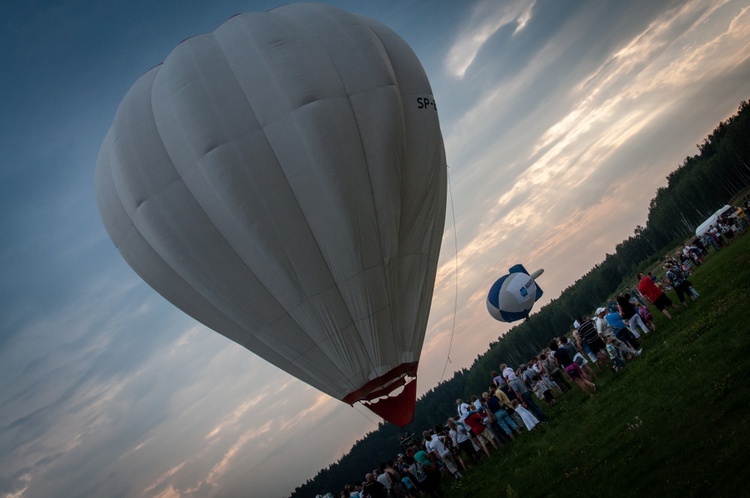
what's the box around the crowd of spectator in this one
[315,201,749,498]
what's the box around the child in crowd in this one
[532,375,556,406]
[606,336,627,372]
[636,303,656,332]
[511,399,540,431]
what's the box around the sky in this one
[1,0,749,497]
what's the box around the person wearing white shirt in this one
[429,427,463,479]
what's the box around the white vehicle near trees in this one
[695,205,735,237]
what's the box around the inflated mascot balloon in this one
[487,265,544,322]
[95,4,447,427]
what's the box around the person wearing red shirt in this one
[637,273,673,319]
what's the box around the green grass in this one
[445,233,750,498]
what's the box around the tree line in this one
[288,99,750,498]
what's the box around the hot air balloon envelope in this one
[95,3,447,426]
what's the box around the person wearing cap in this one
[594,307,612,337]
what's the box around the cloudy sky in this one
[2,0,749,497]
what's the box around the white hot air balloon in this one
[96,3,446,427]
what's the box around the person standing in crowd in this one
[455,398,471,421]
[605,336,627,371]
[407,449,443,498]
[540,351,571,393]
[375,466,392,496]
[362,473,387,498]
[491,370,517,402]
[549,339,597,396]
[562,334,599,380]
[647,271,665,290]
[605,305,642,353]
[636,302,657,332]
[574,316,608,366]
[594,307,611,336]
[501,363,549,423]
[511,399,540,431]
[488,386,523,439]
[384,461,407,498]
[533,355,561,396]
[629,286,647,305]
[428,426,463,480]
[491,370,505,390]
[462,410,496,457]
[478,392,508,443]
[638,272,674,319]
[522,364,555,405]
[709,225,725,249]
[616,292,650,338]
[447,418,480,465]
[664,262,698,307]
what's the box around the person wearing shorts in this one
[549,339,597,396]
[653,292,673,311]
[564,361,584,379]
[638,273,673,319]
[575,317,608,364]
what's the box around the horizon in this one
[2,1,750,497]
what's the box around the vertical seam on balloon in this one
[139,36,347,397]
[103,70,304,390]
[228,12,362,392]
[349,14,404,376]
[363,20,445,367]
[312,6,397,379]
[191,23,354,394]
[270,6,394,385]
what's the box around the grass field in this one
[444,232,750,498]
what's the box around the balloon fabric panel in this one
[96,4,446,422]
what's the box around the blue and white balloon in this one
[487,264,544,322]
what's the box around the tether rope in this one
[440,165,459,382]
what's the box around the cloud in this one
[445,0,537,78]
[415,0,750,392]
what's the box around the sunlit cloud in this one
[204,393,268,440]
[151,486,181,498]
[636,5,750,93]
[443,0,746,279]
[445,0,537,78]
[203,420,273,489]
[143,462,188,496]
